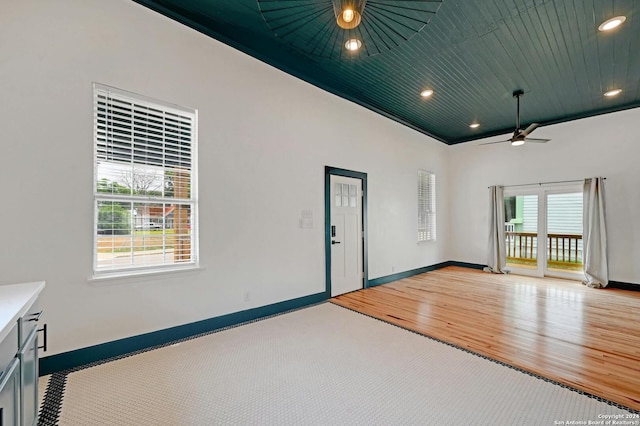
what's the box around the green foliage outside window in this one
[97,203,130,235]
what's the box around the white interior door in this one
[330,175,363,297]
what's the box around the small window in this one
[418,170,436,242]
[335,182,358,208]
[93,84,198,276]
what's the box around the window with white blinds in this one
[93,84,198,276]
[418,170,436,242]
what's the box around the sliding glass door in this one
[504,184,583,279]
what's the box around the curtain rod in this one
[489,177,606,189]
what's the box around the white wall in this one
[0,0,449,356]
[449,108,640,283]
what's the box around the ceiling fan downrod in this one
[513,89,524,132]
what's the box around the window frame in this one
[92,83,199,278]
[417,170,436,243]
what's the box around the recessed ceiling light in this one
[469,123,480,129]
[344,38,361,51]
[604,89,622,97]
[598,16,626,31]
[420,89,434,98]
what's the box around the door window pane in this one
[505,195,538,268]
[546,193,583,272]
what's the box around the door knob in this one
[332,240,341,245]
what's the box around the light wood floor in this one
[331,266,640,411]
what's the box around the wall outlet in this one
[243,291,251,302]
[391,266,395,273]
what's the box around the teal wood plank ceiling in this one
[133,0,640,144]
[257,1,443,59]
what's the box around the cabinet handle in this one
[37,323,48,352]
[28,310,43,322]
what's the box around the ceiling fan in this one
[481,90,550,146]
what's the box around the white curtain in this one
[484,185,507,274]
[583,177,608,288]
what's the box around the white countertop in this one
[0,281,45,343]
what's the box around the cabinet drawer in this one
[0,323,18,373]
[19,298,41,349]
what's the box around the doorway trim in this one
[325,166,368,298]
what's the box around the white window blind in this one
[93,83,198,276]
[418,170,436,242]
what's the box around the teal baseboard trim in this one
[367,260,487,287]
[608,280,640,291]
[39,291,326,376]
[448,261,486,270]
[368,261,451,287]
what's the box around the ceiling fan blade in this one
[479,139,510,145]
[521,123,539,136]
[525,138,550,143]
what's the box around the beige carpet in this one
[45,303,633,425]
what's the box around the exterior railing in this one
[505,232,583,266]
[547,233,583,263]
[506,231,538,260]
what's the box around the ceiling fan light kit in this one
[480,90,550,147]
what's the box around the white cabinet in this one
[0,359,20,426]
[0,282,45,426]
